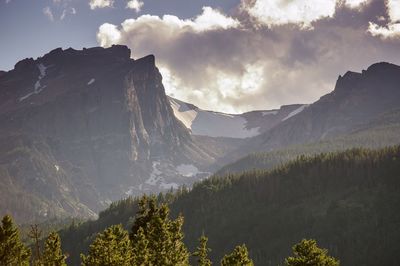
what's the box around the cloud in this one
[345,0,370,9]
[60,7,77,20]
[43,6,54,21]
[97,6,240,47]
[97,23,122,47]
[97,0,400,113]
[368,22,400,38]
[240,0,337,28]
[367,0,400,39]
[5,0,12,3]
[387,0,400,22]
[126,0,144,13]
[89,0,114,10]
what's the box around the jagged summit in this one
[12,45,133,72]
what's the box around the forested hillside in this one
[60,146,400,265]
[216,108,400,175]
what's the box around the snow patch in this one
[87,78,95,85]
[54,165,59,171]
[19,64,48,102]
[145,161,163,186]
[170,97,198,129]
[176,164,199,177]
[282,105,309,121]
[169,97,260,138]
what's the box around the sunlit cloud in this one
[96,0,400,113]
[241,0,337,29]
[126,0,144,13]
[89,0,114,10]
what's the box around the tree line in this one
[0,196,339,265]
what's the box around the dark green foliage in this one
[0,215,31,265]
[130,195,190,266]
[61,146,400,265]
[81,224,132,266]
[192,235,212,266]
[59,197,139,265]
[285,239,339,266]
[220,244,253,266]
[173,146,400,265]
[42,231,67,266]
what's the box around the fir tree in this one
[130,195,190,266]
[192,234,212,266]
[221,244,253,266]
[28,224,42,265]
[81,224,132,266]
[42,231,67,266]
[131,227,150,265]
[0,215,31,265]
[285,239,339,266]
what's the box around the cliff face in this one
[0,45,209,222]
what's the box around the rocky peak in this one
[365,61,400,75]
[335,71,363,92]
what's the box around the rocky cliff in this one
[0,45,213,222]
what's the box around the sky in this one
[1,0,400,113]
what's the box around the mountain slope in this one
[169,96,306,138]
[217,62,400,165]
[0,46,215,222]
[216,107,400,175]
[60,146,400,265]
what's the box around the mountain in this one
[216,107,400,175]
[169,96,306,139]
[60,146,400,265]
[216,62,400,165]
[1,46,400,225]
[0,45,218,223]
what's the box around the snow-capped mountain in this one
[169,96,308,139]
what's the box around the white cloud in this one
[5,0,12,3]
[97,6,240,47]
[344,0,369,9]
[367,0,400,39]
[89,0,114,10]
[60,7,77,20]
[387,0,400,22]
[43,6,54,21]
[126,0,144,13]
[97,23,122,47]
[368,22,400,39]
[242,0,337,28]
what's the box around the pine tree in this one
[42,231,67,266]
[28,224,42,265]
[192,234,212,266]
[130,195,190,266]
[131,227,151,265]
[81,224,132,266]
[285,239,339,266]
[220,244,253,266]
[0,215,31,265]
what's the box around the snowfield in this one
[19,63,48,102]
[169,97,260,138]
[282,104,309,121]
